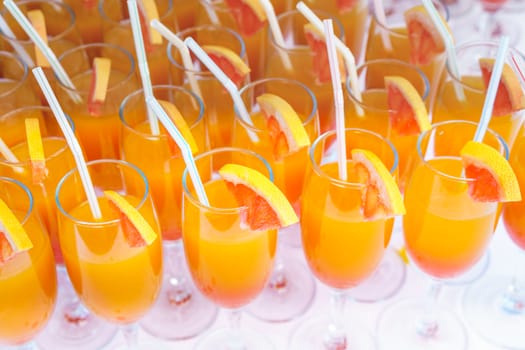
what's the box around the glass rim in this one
[98,0,174,25]
[0,176,33,225]
[0,51,28,99]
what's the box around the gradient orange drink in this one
[173,0,199,31]
[0,177,57,345]
[403,121,506,278]
[183,148,277,309]
[54,43,140,161]
[56,160,163,323]
[301,129,398,288]
[168,25,249,151]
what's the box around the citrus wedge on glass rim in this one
[351,149,405,220]
[460,140,521,202]
[202,45,251,88]
[25,118,48,184]
[224,0,267,36]
[384,75,430,136]
[0,198,33,264]
[219,163,298,231]
[256,93,310,160]
[157,99,199,155]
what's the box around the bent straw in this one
[259,0,292,71]
[324,19,347,181]
[421,0,465,101]
[3,0,81,104]
[474,36,510,143]
[296,2,363,116]
[373,0,392,52]
[127,0,159,135]
[0,15,34,68]
[32,67,101,219]
[146,96,209,206]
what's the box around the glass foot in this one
[195,328,275,350]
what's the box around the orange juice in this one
[63,0,103,44]
[174,0,199,31]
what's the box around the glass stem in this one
[226,309,245,350]
[416,280,442,338]
[165,241,192,306]
[268,242,288,293]
[478,10,499,39]
[323,289,348,350]
[501,250,525,314]
[121,323,139,350]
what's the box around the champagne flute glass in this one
[55,160,163,349]
[476,0,520,44]
[233,77,318,322]
[119,85,218,340]
[376,120,508,350]
[289,128,400,349]
[182,147,277,350]
[0,177,57,349]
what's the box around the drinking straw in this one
[296,2,363,116]
[373,0,393,52]
[0,15,34,68]
[150,19,202,101]
[0,137,19,163]
[31,67,101,219]
[259,0,292,71]
[474,36,510,143]
[324,19,347,181]
[127,0,160,135]
[146,96,209,206]
[203,0,220,25]
[3,0,81,104]
[184,37,259,142]
[421,0,465,101]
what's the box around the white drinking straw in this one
[373,0,393,52]
[0,15,34,68]
[259,0,292,71]
[3,0,81,103]
[31,66,101,219]
[324,19,347,181]
[146,96,209,206]
[296,2,363,116]
[203,0,220,25]
[0,137,19,163]
[474,36,510,142]
[127,0,159,135]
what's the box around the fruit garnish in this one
[460,140,521,202]
[351,149,405,220]
[479,58,525,117]
[202,45,251,88]
[0,198,33,264]
[384,75,430,136]
[404,5,448,65]
[105,190,158,247]
[256,93,310,160]
[137,0,163,50]
[224,0,267,36]
[336,0,359,13]
[27,9,49,68]
[219,163,298,230]
[25,118,48,184]
[157,99,199,155]
[88,57,111,116]
[304,23,346,84]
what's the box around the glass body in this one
[63,0,104,44]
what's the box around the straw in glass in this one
[259,0,292,71]
[0,14,34,68]
[373,0,393,51]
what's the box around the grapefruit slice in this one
[25,118,48,184]
[157,99,199,155]
[351,149,405,220]
[137,0,163,50]
[304,23,346,84]
[479,58,525,117]
[337,0,359,13]
[460,141,521,202]
[88,57,112,116]
[384,76,430,136]
[202,45,250,88]
[219,163,298,230]
[404,5,448,65]
[0,198,33,264]
[27,9,49,68]
[105,190,158,247]
[224,0,267,36]
[256,93,310,160]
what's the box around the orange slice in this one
[479,58,525,117]
[105,190,158,247]
[0,198,33,264]
[137,0,163,50]
[88,57,111,116]
[351,149,405,220]
[27,9,49,68]
[460,141,521,202]
[384,76,430,136]
[219,163,298,230]
[25,118,48,184]
[337,0,359,13]
[202,45,250,88]
[256,93,310,160]
[158,99,199,155]
[224,0,267,36]
[304,23,346,85]
[404,5,448,65]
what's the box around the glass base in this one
[347,249,406,303]
[462,274,525,349]
[289,314,376,350]
[376,298,468,350]
[195,328,275,350]
[246,255,316,322]
[445,252,490,286]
